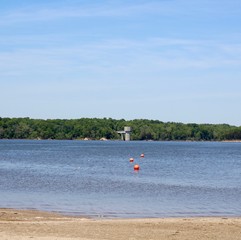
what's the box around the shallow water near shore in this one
[0,140,241,218]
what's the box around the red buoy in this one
[140,153,144,158]
[129,157,134,162]
[134,164,140,171]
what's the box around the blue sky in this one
[1,0,241,126]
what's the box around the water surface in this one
[0,140,240,218]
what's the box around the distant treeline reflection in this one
[0,117,240,141]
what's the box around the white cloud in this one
[2,0,240,25]
[8,1,241,19]
[1,37,241,83]
[0,1,174,25]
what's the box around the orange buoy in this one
[140,153,144,158]
[134,164,140,171]
[129,157,134,162]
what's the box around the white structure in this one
[117,126,132,141]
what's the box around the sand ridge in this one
[0,209,241,239]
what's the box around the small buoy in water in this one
[129,157,134,162]
[134,164,140,171]
[140,153,144,158]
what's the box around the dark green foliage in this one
[0,117,239,141]
[224,126,241,140]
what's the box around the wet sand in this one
[0,209,241,240]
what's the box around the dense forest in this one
[0,117,240,141]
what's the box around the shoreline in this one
[1,138,241,142]
[1,208,241,240]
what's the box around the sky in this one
[1,0,241,126]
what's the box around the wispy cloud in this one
[2,0,240,26]
[1,0,241,25]
[0,1,174,25]
[1,37,241,83]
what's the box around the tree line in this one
[0,117,240,141]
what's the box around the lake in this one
[0,140,240,218]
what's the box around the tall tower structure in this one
[117,126,132,141]
[124,126,131,141]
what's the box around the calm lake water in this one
[0,140,241,218]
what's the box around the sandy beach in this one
[0,209,241,240]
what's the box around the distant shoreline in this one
[1,117,240,142]
[221,140,241,142]
[1,138,241,142]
